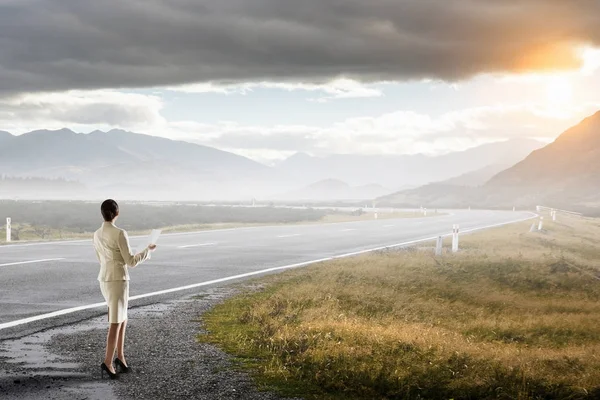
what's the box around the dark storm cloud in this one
[1,0,599,94]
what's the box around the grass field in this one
[199,214,600,399]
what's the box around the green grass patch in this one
[198,215,600,399]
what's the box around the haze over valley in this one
[0,128,547,203]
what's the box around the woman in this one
[93,199,156,379]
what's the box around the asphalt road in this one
[0,210,534,338]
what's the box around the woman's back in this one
[94,221,129,282]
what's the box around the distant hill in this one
[0,131,12,145]
[0,129,265,176]
[377,184,480,209]
[0,129,270,200]
[489,111,600,189]
[438,164,515,187]
[379,111,600,211]
[0,176,88,200]
[273,179,392,201]
[278,139,545,189]
[486,110,600,207]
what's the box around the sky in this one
[1,0,600,165]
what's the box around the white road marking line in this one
[341,228,357,232]
[384,225,395,228]
[0,258,66,268]
[277,234,302,238]
[177,243,217,249]
[0,213,537,331]
[0,239,91,248]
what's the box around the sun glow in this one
[580,46,600,75]
[545,75,574,106]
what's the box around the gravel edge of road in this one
[1,284,301,400]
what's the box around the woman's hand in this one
[148,244,157,251]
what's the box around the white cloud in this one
[155,103,600,160]
[166,78,384,102]
[1,88,598,164]
[0,90,165,134]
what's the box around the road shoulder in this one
[0,286,299,400]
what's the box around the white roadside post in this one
[552,210,557,221]
[374,212,378,219]
[6,217,11,242]
[424,208,427,216]
[435,236,443,256]
[452,224,460,253]
[538,217,544,231]
[529,222,537,232]
[513,206,516,212]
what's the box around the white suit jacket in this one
[94,221,151,282]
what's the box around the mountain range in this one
[0,129,269,200]
[380,110,600,211]
[0,128,546,201]
[277,138,545,189]
[272,179,392,201]
[487,110,600,208]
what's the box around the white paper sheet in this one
[149,229,162,246]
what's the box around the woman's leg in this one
[104,319,122,372]
[116,319,128,365]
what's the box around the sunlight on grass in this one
[199,215,600,399]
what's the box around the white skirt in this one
[99,281,129,324]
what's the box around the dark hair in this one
[101,199,119,222]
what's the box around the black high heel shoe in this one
[100,362,118,380]
[115,358,131,373]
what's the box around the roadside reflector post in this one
[6,217,11,242]
[374,212,378,219]
[424,208,427,216]
[552,210,557,221]
[435,236,443,256]
[513,206,516,212]
[538,217,544,231]
[452,224,460,253]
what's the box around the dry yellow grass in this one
[200,214,600,399]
